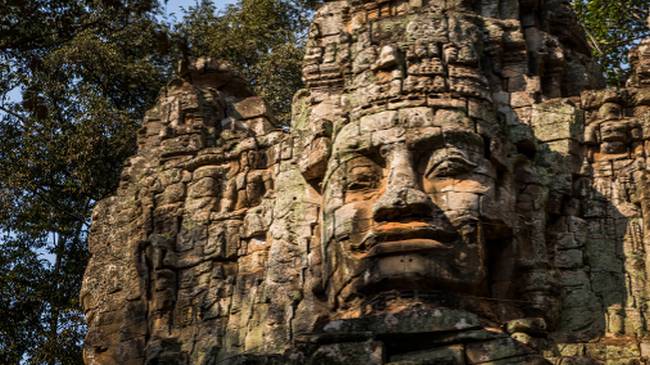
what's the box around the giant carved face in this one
[321,107,515,307]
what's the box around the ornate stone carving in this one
[82,1,650,364]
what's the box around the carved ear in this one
[298,119,332,191]
[291,89,335,192]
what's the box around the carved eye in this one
[425,153,477,178]
[346,165,379,191]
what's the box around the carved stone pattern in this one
[82,1,650,364]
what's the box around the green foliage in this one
[176,0,320,124]
[0,0,319,363]
[0,1,172,363]
[572,0,650,85]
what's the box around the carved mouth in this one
[366,239,449,257]
[358,222,457,257]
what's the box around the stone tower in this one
[81,1,650,363]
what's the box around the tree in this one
[572,0,650,85]
[0,1,172,363]
[0,0,320,362]
[176,0,320,124]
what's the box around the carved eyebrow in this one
[333,127,447,158]
[440,131,485,155]
[332,141,377,159]
[330,128,372,158]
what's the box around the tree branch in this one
[0,105,27,127]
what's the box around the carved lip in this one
[360,222,456,257]
[367,239,449,257]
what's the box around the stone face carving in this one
[82,1,650,364]
[320,108,520,309]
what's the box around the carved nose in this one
[372,145,434,222]
[373,188,434,221]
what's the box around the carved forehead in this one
[332,107,483,155]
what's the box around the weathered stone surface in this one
[82,4,650,365]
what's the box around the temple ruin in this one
[81,1,650,363]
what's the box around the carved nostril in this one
[372,188,434,222]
